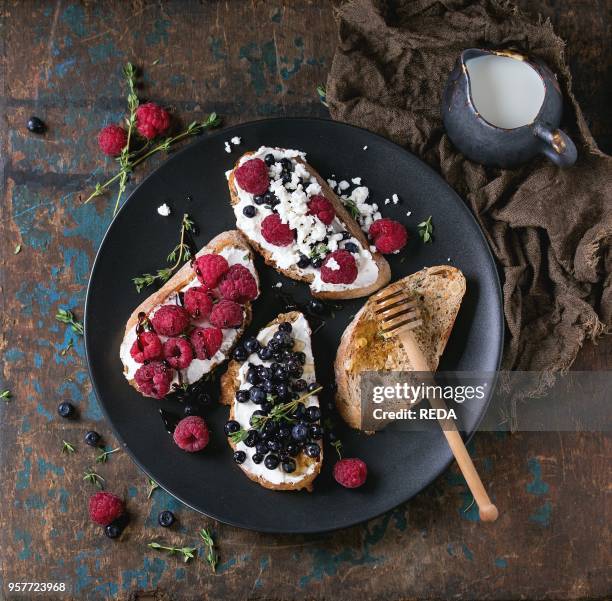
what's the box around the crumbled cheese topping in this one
[157,203,171,217]
[338,180,350,191]
[351,177,362,185]
[326,257,340,271]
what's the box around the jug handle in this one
[533,123,577,168]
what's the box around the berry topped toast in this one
[120,231,259,399]
[227,147,391,299]
[220,311,323,491]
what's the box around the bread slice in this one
[227,148,390,299]
[120,230,258,398]
[220,311,322,491]
[334,266,466,429]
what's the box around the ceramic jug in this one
[442,49,577,168]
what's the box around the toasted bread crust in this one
[228,151,390,299]
[121,230,256,398]
[334,266,467,429]
[220,311,322,491]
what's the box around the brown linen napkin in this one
[326,0,611,373]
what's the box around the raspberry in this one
[88,492,125,526]
[184,286,213,320]
[320,250,358,285]
[151,305,190,337]
[333,458,368,488]
[261,214,295,246]
[163,337,194,370]
[97,125,127,157]
[134,360,174,399]
[135,102,171,140]
[210,300,243,329]
[307,195,335,225]
[190,327,223,359]
[219,265,258,303]
[234,158,269,195]
[173,416,210,452]
[369,218,408,254]
[194,253,229,288]
[130,331,162,363]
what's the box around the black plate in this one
[85,118,503,533]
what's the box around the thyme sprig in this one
[96,447,120,463]
[146,478,159,499]
[331,440,343,460]
[148,542,197,563]
[133,213,195,292]
[56,309,84,335]
[309,243,329,260]
[83,62,221,215]
[343,198,361,220]
[418,216,434,243]
[62,440,76,454]
[0,389,11,401]
[317,84,328,107]
[83,468,105,489]
[199,528,218,572]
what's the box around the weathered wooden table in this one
[1,2,610,599]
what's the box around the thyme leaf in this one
[418,216,434,244]
[55,309,84,336]
[199,528,218,572]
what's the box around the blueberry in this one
[262,380,276,394]
[273,330,293,348]
[281,173,291,185]
[158,510,175,527]
[246,368,260,385]
[291,423,308,442]
[277,426,291,441]
[250,410,267,427]
[264,153,275,166]
[304,442,321,458]
[307,299,325,315]
[344,242,358,253]
[224,420,240,436]
[243,205,256,218]
[249,386,266,404]
[311,257,323,269]
[287,361,303,377]
[244,429,259,447]
[263,191,276,205]
[272,350,285,362]
[307,382,321,393]
[290,402,306,420]
[297,255,311,268]
[258,365,272,379]
[183,404,199,417]
[198,391,212,405]
[232,345,248,362]
[278,322,292,333]
[244,337,260,353]
[252,452,264,464]
[27,116,46,134]
[253,194,266,205]
[341,230,352,240]
[233,450,247,464]
[267,439,281,453]
[309,424,323,440]
[273,366,289,383]
[292,379,307,392]
[57,401,75,419]
[268,338,281,351]
[84,431,101,447]
[104,522,122,539]
[236,389,250,403]
[257,346,272,361]
[295,352,306,365]
[264,454,280,470]
[280,158,292,171]
[285,442,300,457]
[282,459,296,473]
[262,421,278,437]
[260,401,273,413]
[255,441,268,455]
[305,406,321,422]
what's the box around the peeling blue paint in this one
[145,19,170,46]
[55,58,77,78]
[16,456,32,490]
[88,39,122,64]
[6,347,25,362]
[37,457,65,477]
[239,41,277,96]
[529,500,552,527]
[461,544,474,561]
[61,4,87,37]
[494,557,508,568]
[24,493,45,510]
[526,458,549,496]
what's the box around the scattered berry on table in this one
[333,458,368,488]
[135,102,170,139]
[183,404,198,417]
[97,124,127,156]
[130,331,163,363]
[173,416,210,452]
[369,218,408,254]
[104,522,123,539]
[209,299,243,329]
[89,491,125,526]
[235,158,269,195]
[57,401,76,419]
[261,214,295,246]
[218,264,258,303]
[189,326,223,360]
[307,298,325,315]
[151,305,190,337]
[84,430,101,447]
[320,250,357,284]
[193,253,229,288]
[27,116,46,134]
[134,360,174,399]
[183,286,213,320]
[307,195,335,225]
[158,510,175,527]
